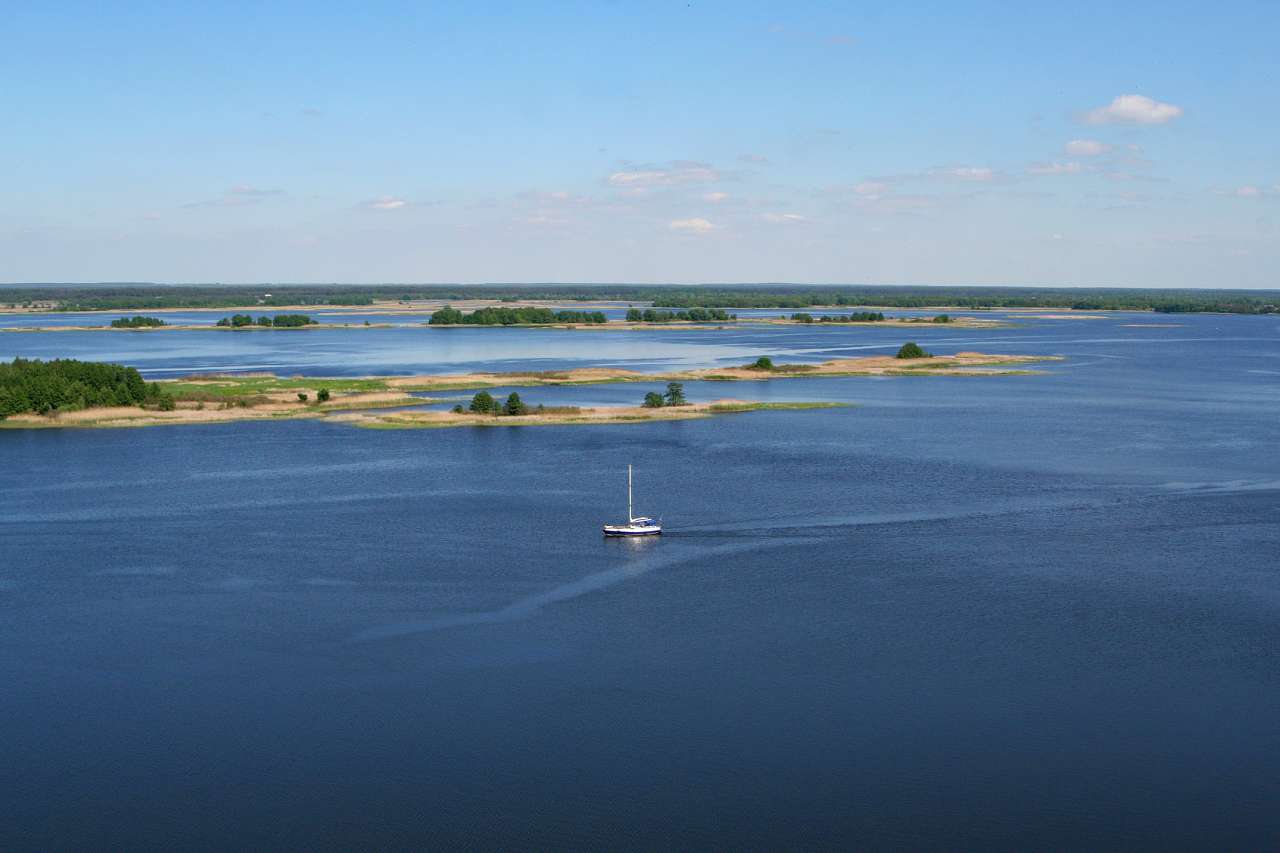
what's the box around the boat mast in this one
[628,464,633,522]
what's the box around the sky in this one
[3,1,1278,287]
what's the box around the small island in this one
[0,348,1058,429]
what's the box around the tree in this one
[626,308,643,322]
[932,314,951,323]
[663,382,687,406]
[896,342,931,359]
[317,388,331,402]
[503,392,526,415]
[297,392,309,402]
[469,391,495,413]
[452,404,465,413]
[642,391,665,408]
[750,356,774,370]
[791,312,814,323]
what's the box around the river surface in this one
[2,313,1279,848]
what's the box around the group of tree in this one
[295,388,331,404]
[895,342,932,359]
[625,308,732,322]
[790,311,885,323]
[109,315,167,328]
[0,358,174,418]
[641,382,688,408]
[215,314,315,327]
[458,390,528,415]
[429,306,607,325]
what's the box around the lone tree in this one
[503,392,526,416]
[642,391,665,408]
[750,356,774,370]
[317,388,331,402]
[664,381,687,406]
[297,392,309,402]
[469,390,495,413]
[896,342,931,359]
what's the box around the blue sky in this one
[3,1,1277,287]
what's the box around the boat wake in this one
[348,539,811,643]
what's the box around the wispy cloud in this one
[930,166,1000,182]
[608,161,720,188]
[364,196,408,210]
[761,212,807,223]
[183,185,284,208]
[1064,139,1111,156]
[668,217,716,234]
[1085,94,1183,125]
[1027,161,1088,176]
[738,153,770,165]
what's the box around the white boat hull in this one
[602,523,662,537]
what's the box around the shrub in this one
[896,342,931,359]
[790,313,814,323]
[750,356,774,370]
[932,314,951,323]
[642,391,665,408]
[317,388,331,402]
[297,392,309,402]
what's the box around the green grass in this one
[165,374,392,398]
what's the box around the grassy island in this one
[0,350,1057,429]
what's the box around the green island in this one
[110,315,168,328]
[215,313,316,328]
[0,348,1058,429]
[429,305,609,325]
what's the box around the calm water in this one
[2,315,1279,848]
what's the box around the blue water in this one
[2,314,1279,848]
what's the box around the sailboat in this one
[602,464,662,536]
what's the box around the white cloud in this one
[1085,95,1183,125]
[761,212,806,223]
[932,166,998,182]
[668,217,715,234]
[1064,139,1111,157]
[609,161,720,188]
[853,181,890,196]
[1028,161,1087,176]
[738,153,770,165]
[366,196,407,210]
[702,191,730,202]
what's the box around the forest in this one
[3,284,1278,315]
[429,306,607,325]
[0,358,173,418]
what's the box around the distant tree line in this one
[625,308,732,322]
[5,284,1279,315]
[215,314,315,327]
[109,315,167,328]
[0,358,173,418]
[429,306,608,325]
